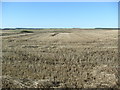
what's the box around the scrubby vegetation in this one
[20,30,34,33]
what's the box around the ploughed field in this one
[2,29,119,88]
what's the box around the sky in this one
[2,2,118,28]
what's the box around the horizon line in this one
[1,27,119,29]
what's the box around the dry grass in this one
[2,29,119,88]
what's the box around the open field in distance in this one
[1,29,119,88]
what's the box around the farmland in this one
[1,29,119,88]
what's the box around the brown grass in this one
[2,29,119,88]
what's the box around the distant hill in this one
[1,28,119,30]
[95,28,119,30]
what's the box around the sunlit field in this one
[2,29,119,88]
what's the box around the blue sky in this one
[2,2,118,28]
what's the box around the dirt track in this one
[2,29,119,88]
